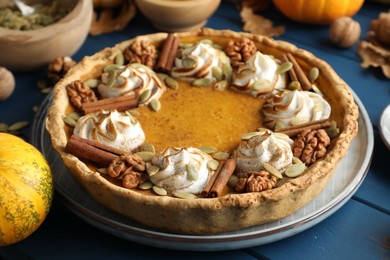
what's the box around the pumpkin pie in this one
[46,28,358,234]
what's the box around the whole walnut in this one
[329,17,361,48]
[371,13,390,48]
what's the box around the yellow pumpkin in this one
[273,0,365,25]
[0,133,53,246]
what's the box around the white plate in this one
[31,90,374,251]
[380,104,390,149]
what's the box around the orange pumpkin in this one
[273,0,365,25]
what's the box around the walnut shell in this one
[371,14,390,48]
[0,67,15,101]
[329,17,361,48]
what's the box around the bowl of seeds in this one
[0,0,93,71]
[135,0,221,32]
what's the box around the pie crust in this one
[46,28,359,234]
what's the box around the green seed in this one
[252,79,271,92]
[41,87,52,94]
[164,77,179,89]
[104,63,120,73]
[311,85,323,96]
[285,163,306,178]
[213,151,230,161]
[214,80,228,91]
[152,185,167,196]
[146,165,160,176]
[62,116,77,127]
[138,89,151,103]
[309,67,319,82]
[222,63,233,82]
[200,146,217,154]
[139,181,153,190]
[139,143,156,153]
[192,78,214,87]
[212,67,222,81]
[135,151,155,162]
[186,161,199,181]
[174,191,197,199]
[241,132,260,140]
[85,79,101,88]
[106,70,118,88]
[326,126,339,138]
[150,99,161,111]
[227,175,238,188]
[115,52,125,66]
[207,159,219,171]
[276,61,293,74]
[261,162,283,179]
[0,123,9,132]
[182,58,196,69]
[288,81,301,91]
[8,121,29,131]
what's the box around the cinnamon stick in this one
[156,33,180,72]
[65,135,126,166]
[209,159,237,198]
[275,119,331,137]
[286,53,312,91]
[81,95,138,114]
[201,160,225,197]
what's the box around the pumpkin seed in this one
[200,39,213,45]
[276,61,293,74]
[200,146,217,154]
[309,67,319,82]
[241,131,260,140]
[138,89,151,103]
[274,120,285,131]
[152,185,167,196]
[157,73,168,80]
[213,151,230,161]
[207,159,219,171]
[228,175,238,188]
[261,162,283,179]
[41,87,52,94]
[106,70,118,88]
[66,111,82,121]
[222,63,233,82]
[174,191,197,199]
[85,79,101,88]
[139,181,153,190]
[32,106,39,113]
[97,168,108,175]
[139,143,156,153]
[192,77,214,87]
[288,81,301,91]
[292,156,304,165]
[62,115,77,127]
[104,63,120,73]
[164,76,179,89]
[326,126,339,138]
[214,80,228,91]
[150,99,161,111]
[311,85,323,96]
[252,79,271,92]
[115,52,125,66]
[212,43,223,50]
[135,151,155,162]
[186,161,199,181]
[8,121,29,131]
[127,109,140,117]
[285,163,306,178]
[182,58,196,69]
[146,164,160,176]
[212,67,222,81]
[0,123,9,132]
[124,111,137,124]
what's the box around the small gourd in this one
[0,67,15,101]
[0,133,54,246]
[273,0,365,25]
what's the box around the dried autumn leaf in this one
[358,40,390,79]
[90,1,136,36]
[240,6,285,37]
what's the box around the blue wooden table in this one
[1,1,390,259]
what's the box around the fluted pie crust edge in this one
[46,28,359,234]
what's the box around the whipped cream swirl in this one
[231,51,286,97]
[98,63,166,105]
[149,147,214,194]
[233,129,293,173]
[171,42,230,83]
[262,90,331,129]
[73,110,145,152]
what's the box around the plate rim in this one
[31,89,374,251]
[379,104,390,150]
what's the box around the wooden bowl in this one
[135,0,221,32]
[0,0,93,72]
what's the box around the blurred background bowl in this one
[0,0,93,72]
[135,0,221,32]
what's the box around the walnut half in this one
[293,129,330,166]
